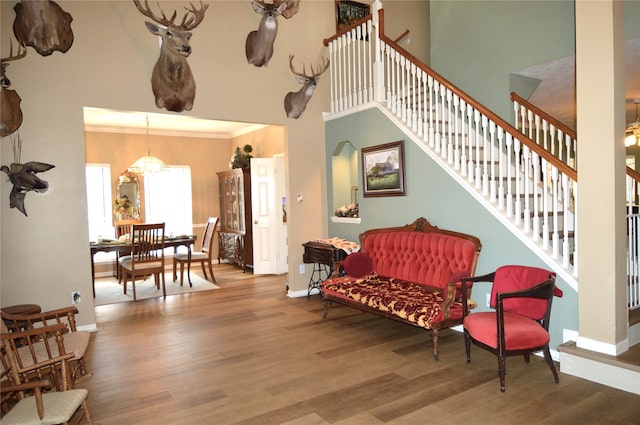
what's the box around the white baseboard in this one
[78,323,98,332]
[287,288,320,298]
[577,334,629,356]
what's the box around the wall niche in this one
[331,140,360,223]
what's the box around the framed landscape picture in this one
[335,0,370,33]
[361,141,406,197]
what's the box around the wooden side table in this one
[302,242,348,296]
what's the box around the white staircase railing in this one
[324,2,578,285]
[511,93,640,312]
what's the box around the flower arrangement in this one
[335,202,359,218]
[113,195,133,218]
[230,144,253,169]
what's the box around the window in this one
[85,164,113,242]
[144,166,193,237]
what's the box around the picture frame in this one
[335,0,370,33]
[361,141,406,197]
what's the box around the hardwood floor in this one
[82,264,640,424]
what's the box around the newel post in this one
[372,0,385,103]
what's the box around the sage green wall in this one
[429,0,640,124]
[429,0,576,122]
[325,107,577,352]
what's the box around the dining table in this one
[89,235,197,297]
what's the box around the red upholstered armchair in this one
[460,265,562,392]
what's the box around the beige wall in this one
[0,1,334,328]
[230,125,286,160]
[85,130,230,231]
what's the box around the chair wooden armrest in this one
[0,379,51,419]
[1,306,80,332]
[2,324,78,391]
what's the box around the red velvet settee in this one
[321,217,482,360]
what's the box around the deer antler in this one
[133,0,179,27]
[180,1,209,30]
[1,40,27,63]
[134,0,208,30]
[289,55,330,78]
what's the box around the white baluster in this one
[542,158,550,250]
[551,166,559,258]
[475,110,482,189]
[454,95,461,170]
[532,151,540,241]
[561,173,570,268]
[506,133,513,217]
[467,103,475,181]
[488,120,497,202]
[446,90,454,163]
[482,115,489,196]
[514,138,522,224]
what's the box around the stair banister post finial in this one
[372,0,385,103]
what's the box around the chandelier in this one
[128,115,167,174]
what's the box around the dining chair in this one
[173,216,219,287]
[119,222,166,302]
[0,306,92,385]
[461,265,563,392]
[114,218,142,239]
[115,218,143,282]
[0,324,94,424]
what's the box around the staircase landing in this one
[559,334,640,395]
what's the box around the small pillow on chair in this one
[343,252,374,278]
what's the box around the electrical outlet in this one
[486,293,491,307]
[299,263,305,274]
[71,291,81,305]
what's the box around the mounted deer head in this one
[278,0,301,19]
[245,0,288,67]
[1,41,27,139]
[1,135,55,217]
[284,55,329,119]
[13,0,73,56]
[134,0,209,112]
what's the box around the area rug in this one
[94,272,219,306]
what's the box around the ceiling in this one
[83,107,268,139]
[514,38,640,130]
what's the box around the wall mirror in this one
[115,171,141,220]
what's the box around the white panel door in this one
[251,157,287,274]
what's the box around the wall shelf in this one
[331,216,361,224]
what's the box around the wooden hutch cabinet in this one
[217,168,253,271]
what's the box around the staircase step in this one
[559,340,640,395]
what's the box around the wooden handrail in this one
[510,92,639,180]
[323,14,373,46]
[627,166,640,181]
[393,29,410,43]
[510,92,576,139]
[376,9,577,182]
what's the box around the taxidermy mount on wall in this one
[134,0,209,113]
[284,55,329,119]
[1,135,54,217]
[245,0,299,67]
[13,0,74,56]
[1,41,26,138]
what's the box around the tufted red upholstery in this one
[362,231,479,290]
[320,218,482,360]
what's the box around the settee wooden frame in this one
[321,217,482,360]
